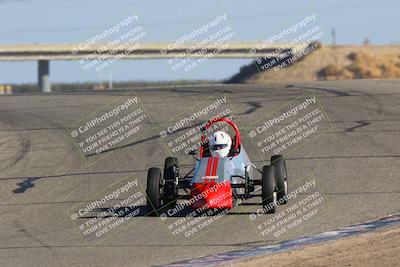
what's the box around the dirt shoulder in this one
[227,225,400,267]
[227,45,400,84]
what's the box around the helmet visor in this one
[211,144,228,150]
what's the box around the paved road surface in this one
[0,79,399,266]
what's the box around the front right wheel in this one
[261,165,276,214]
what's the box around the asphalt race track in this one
[0,79,399,267]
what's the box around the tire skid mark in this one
[6,134,31,169]
[238,101,262,115]
[14,221,65,266]
[345,120,371,132]
[285,85,351,97]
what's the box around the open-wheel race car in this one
[146,117,288,216]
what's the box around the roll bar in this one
[200,117,241,157]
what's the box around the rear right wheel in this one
[271,155,288,204]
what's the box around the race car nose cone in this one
[190,181,233,210]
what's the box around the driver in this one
[209,131,232,158]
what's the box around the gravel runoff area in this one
[228,225,400,267]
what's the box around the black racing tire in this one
[271,155,288,204]
[163,157,179,207]
[261,165,276,214]
[146,167,163,216]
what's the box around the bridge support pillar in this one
[38,60,51,92]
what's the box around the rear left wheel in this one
[146,167,163,216]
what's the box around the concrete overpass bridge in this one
[0,43,311,92]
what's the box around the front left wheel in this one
[163,157,179,207]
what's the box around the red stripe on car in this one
[206,157,213,176]
[212,157,219,176]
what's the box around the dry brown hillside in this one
[226,45,400,84]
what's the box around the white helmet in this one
[209,131,232,158]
